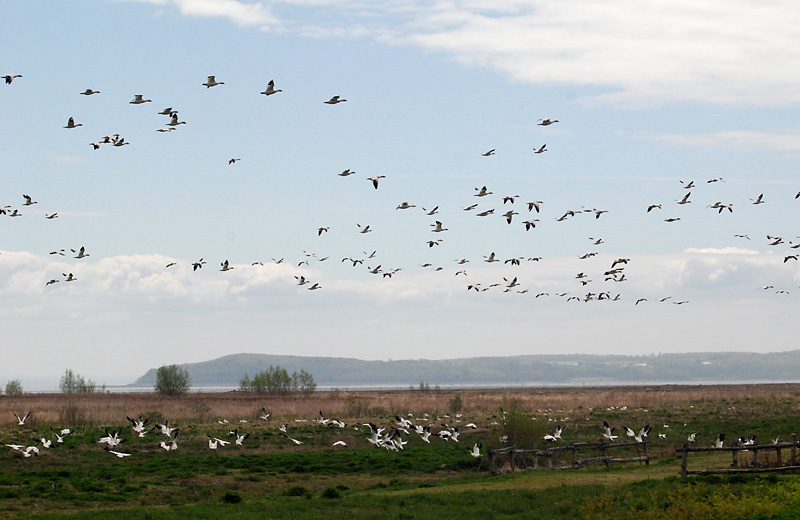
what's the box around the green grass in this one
[5,391,800,519]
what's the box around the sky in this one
[2,0,800,389]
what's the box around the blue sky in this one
[2,0,800,388]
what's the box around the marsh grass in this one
[4,385,800,519]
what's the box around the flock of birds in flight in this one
[3,407,774,461]
[2,72,799,304]
[3,408,486,460]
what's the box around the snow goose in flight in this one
[534,144,547,154]
[602,421,618,441]
[474,186,492,197]
[63,273,76,282]
[523,219,539,231]
[431,221,448,232]
[203,75,224,88]
[14,412,31,425]
[664,217,681,222]
[158,107,177,116]
[752,194,765,205]
[23,194,37,206]
[475,209,494,217]
[680,180,695,189]
[46,213,58,219]
[357,224,372,234]
[503,195,519,204]
[422,206,439,215]
[324,95,347,104]
[207,435,230,450]
[646,204,662,212]
[228,158,241,165]
[527,200,542,213]
[233,430,249,446]
[72,246,89,258]
[50,250,65,256]
[483,252,499,263]
[482,149,495,156]
[307,283,322,290]
[463,203,478,211]
[502,210,518,224]
[543,425,564,442]
[469,442,482,457]
[3,74,22,84]
[64,117,83,129]
[260,80,282,95]
[166,114,186,126]
[396,201,415,210]
[676,192,692,205]
[367,176,385,189]
[46,279,60,286]
[80,89,100,95]
[130,94,151,104]
[220,260,234,271]
[282,433,304,445]
[537,118,558,126]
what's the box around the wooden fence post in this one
[571,446,578,468]
[643,441,650,466]
[680,443,689,477]
[602,444,611,468]
[792,434,797,466]
[752,448,760,467]
[732,448,738,468]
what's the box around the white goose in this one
[260,80,282,95]
[14,412,31,425]
[129,94,152,104]
[470,442,482,457]
[3,74,22,84]
[203,75,224,88]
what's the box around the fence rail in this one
[676,434,800,476]
[488,440,649,472]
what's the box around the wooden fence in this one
[676,434,800,476]
[488,440,649,472]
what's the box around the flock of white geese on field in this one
[2,73,799,303]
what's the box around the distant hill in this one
[131,351,800,388]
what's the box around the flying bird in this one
[80,88,100,95]
[3,74,22,84]
[129,94,152,104]
[260,80,282,95]
[367,176,385,189]
[202,75,224,88]
[324,96,347,104]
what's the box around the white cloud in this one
[120,0,279,28]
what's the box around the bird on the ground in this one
[260,80,282,95]
[715,433,725,448]
[202,75,224,88]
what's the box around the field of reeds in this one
[2,384,800,519]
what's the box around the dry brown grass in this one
[2,383,800,427]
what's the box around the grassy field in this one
[3,384,800,519]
